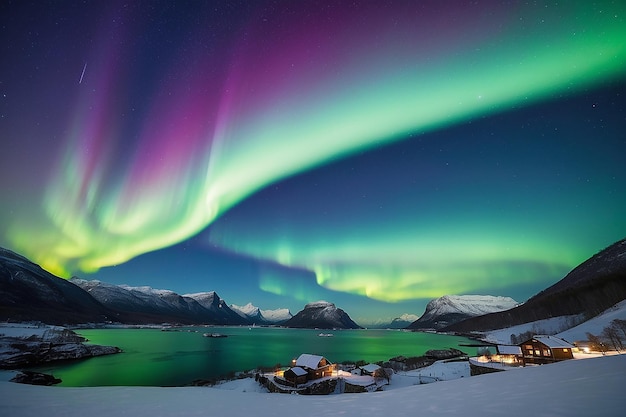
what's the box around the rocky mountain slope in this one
[407,295,518,330]
[0,246,251,325]
[0,248,113,324]
[445,238,626,333]
[71,281,249,325]
[284,301,361,329]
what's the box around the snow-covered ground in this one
[483,315,581,344]
[557,300,626,343]
[1,354,624,416]
[484,300,626,345]
[0,323,64,339]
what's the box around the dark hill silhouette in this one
[0,248,112,324]
[444,239,626,333]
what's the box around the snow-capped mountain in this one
[284,300,361,329]
[230,303,264,323]
[407,295,519,330]
[70,280,248,325]
[230,303,292,324]
[261,307,293,323]
[387,314,420,329]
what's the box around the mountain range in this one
[0,246,290,326]
[2,237,626,332]
[229,302,292,325]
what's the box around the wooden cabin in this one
[519,335,574,365]
[283,366,308,387]
[495,345,523,365]
[294,353,334,380]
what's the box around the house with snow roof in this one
[283,366,308,387]
[357,363,382,376]
[519,335,574,365]
[282,353,335,386]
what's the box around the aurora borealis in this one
[1,1,625,324]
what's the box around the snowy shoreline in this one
[1,354,624,417]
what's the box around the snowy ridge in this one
[260,308,292,323]
[304,300,333,309]
[183,292,218,308]
[70,279,248,325]
[424,295,519,317]
[409,294,519,330]
[231,303,259,317]
[230,303,292,324]
[397,313,419,322]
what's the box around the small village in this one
[254,334,590,395]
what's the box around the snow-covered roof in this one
[532,335,574,349]
[287,367,308,377]
[296,354,326,369]
[361,364,381,373]
[497,345,522,355]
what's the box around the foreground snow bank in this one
[1,355,624,417]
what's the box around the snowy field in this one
[1,354,625,417]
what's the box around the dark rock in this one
[303,378,337,395]
[425,348,467,360]
[10,370,61,386]
[0,339,121,369]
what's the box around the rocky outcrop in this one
[384,348,467,372]
[10,370,62,385]
[0,339,121,369]
[0,327,121,369]
[303,378,338,395]
[425,348,467,360]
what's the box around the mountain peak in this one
[284,301,360,329]
[408,294,518,330]
[305,300,334,309]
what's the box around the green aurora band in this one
[3,2,626,303]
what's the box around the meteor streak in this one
[79,62,87,84]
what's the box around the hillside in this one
[0,248,114,324]
[445,239,626,333]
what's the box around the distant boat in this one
[203,333,227,338]
[318,333,334,337]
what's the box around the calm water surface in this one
[31,327,473,386]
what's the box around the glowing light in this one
[3,1,626,284]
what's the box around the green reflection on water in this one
[30,328,472,386]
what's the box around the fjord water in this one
[32,327,473,386]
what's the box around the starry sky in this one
[1,1,625,326]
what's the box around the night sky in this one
[1,1,625,326]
